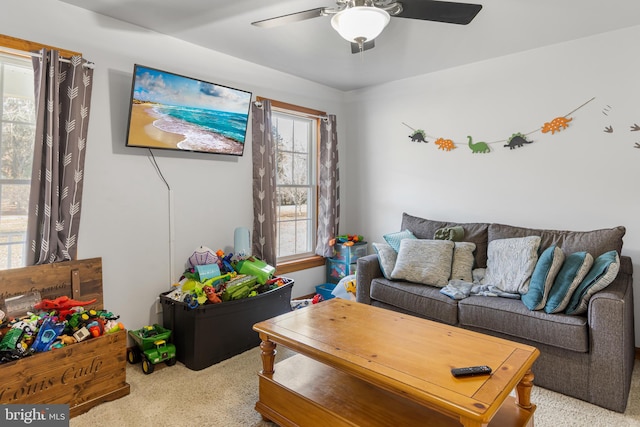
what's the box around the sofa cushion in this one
[383,229,417,252]
[522,245,565,310]
[458,296,589,352]
[370,277,458,325]
[488,223,625,258]
[544,252,593,314]
[451,242,476,282]
[482,236,541,294]
[401,213,489,268]
[566,251,620,315]
[391,239,454,287]
[372,242,397,279]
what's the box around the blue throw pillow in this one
[522,245,565,310]
[544,251,593,314]
[565,251,620,315]
[383,229,417,253]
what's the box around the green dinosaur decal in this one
[467,136,490,153]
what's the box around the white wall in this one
[5,1,640,344]
[343,25,640,343]
[2,0,343,328]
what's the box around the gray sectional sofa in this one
[356,213,635,412]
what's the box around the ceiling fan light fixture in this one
[330,6,390,44]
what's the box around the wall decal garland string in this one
[403,97,596,154]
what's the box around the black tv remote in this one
[451,365,492,378]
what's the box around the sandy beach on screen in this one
[128,103,184,149]
[127,103,245,155]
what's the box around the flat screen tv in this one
[125,64,252,156]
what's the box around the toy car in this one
[0,326,34,362]
[127,324,176,374]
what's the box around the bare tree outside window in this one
[273,111,317,260]
[0,54,35,269]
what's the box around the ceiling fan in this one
[251,0,482,53]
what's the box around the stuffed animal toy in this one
[187,246,218,268]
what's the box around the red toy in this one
[34,296,97,318]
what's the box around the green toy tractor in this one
[127,324,176,374]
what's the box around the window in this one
[262,99,326,272]
[0,53,35,269]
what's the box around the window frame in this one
[257,97,326,274]
[0,52,36,269]
[0,36,81,270]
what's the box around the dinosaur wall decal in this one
[504,133,533,149]
[467,136,490,153]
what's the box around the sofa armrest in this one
[586,255,635,412]
[356,254,383,305]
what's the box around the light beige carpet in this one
[70,348,640,427]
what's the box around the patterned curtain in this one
[251,100,277,266]
[26,49,94,265]
[315,115,340,257]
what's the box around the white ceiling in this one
[59,0,640,91]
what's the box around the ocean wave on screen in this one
[152,108,243,154]
[153,105,248,143]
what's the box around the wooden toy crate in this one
[0,257,130,417]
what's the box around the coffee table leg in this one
[259,333,277,375]
[516,369,535,410]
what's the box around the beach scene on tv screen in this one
[128,66,252,155]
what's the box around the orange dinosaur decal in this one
[541,116,572,134]
[435,138,456,151]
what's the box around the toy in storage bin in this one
[159,277,293,371]
[235,258,276,284]
[326,241,366,284]
[332,241,367,264]
[326,259,357,284]
[315,283,337,300]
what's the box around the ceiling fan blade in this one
[251,7,326,28]
[351,40,375,54]
[396,1,482,25]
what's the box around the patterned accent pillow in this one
[383,229,417,252]
[544,252,593,314]
[482,236,541,294]
[390,239,455,287]
[565,251,620,315]
[372,242,397,279]
[434,226,465,241]
[450,242,476,282]
[522,245,565,310]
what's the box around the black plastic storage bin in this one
[160,278,293,370]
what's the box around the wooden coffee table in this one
[253,299,539,427]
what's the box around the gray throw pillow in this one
[372,242,397,279]
[390,239,455,287]
[482,236,541,294]
[450,242,476,282]
[401,213,489,268]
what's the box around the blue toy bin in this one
[315,283,337,301]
